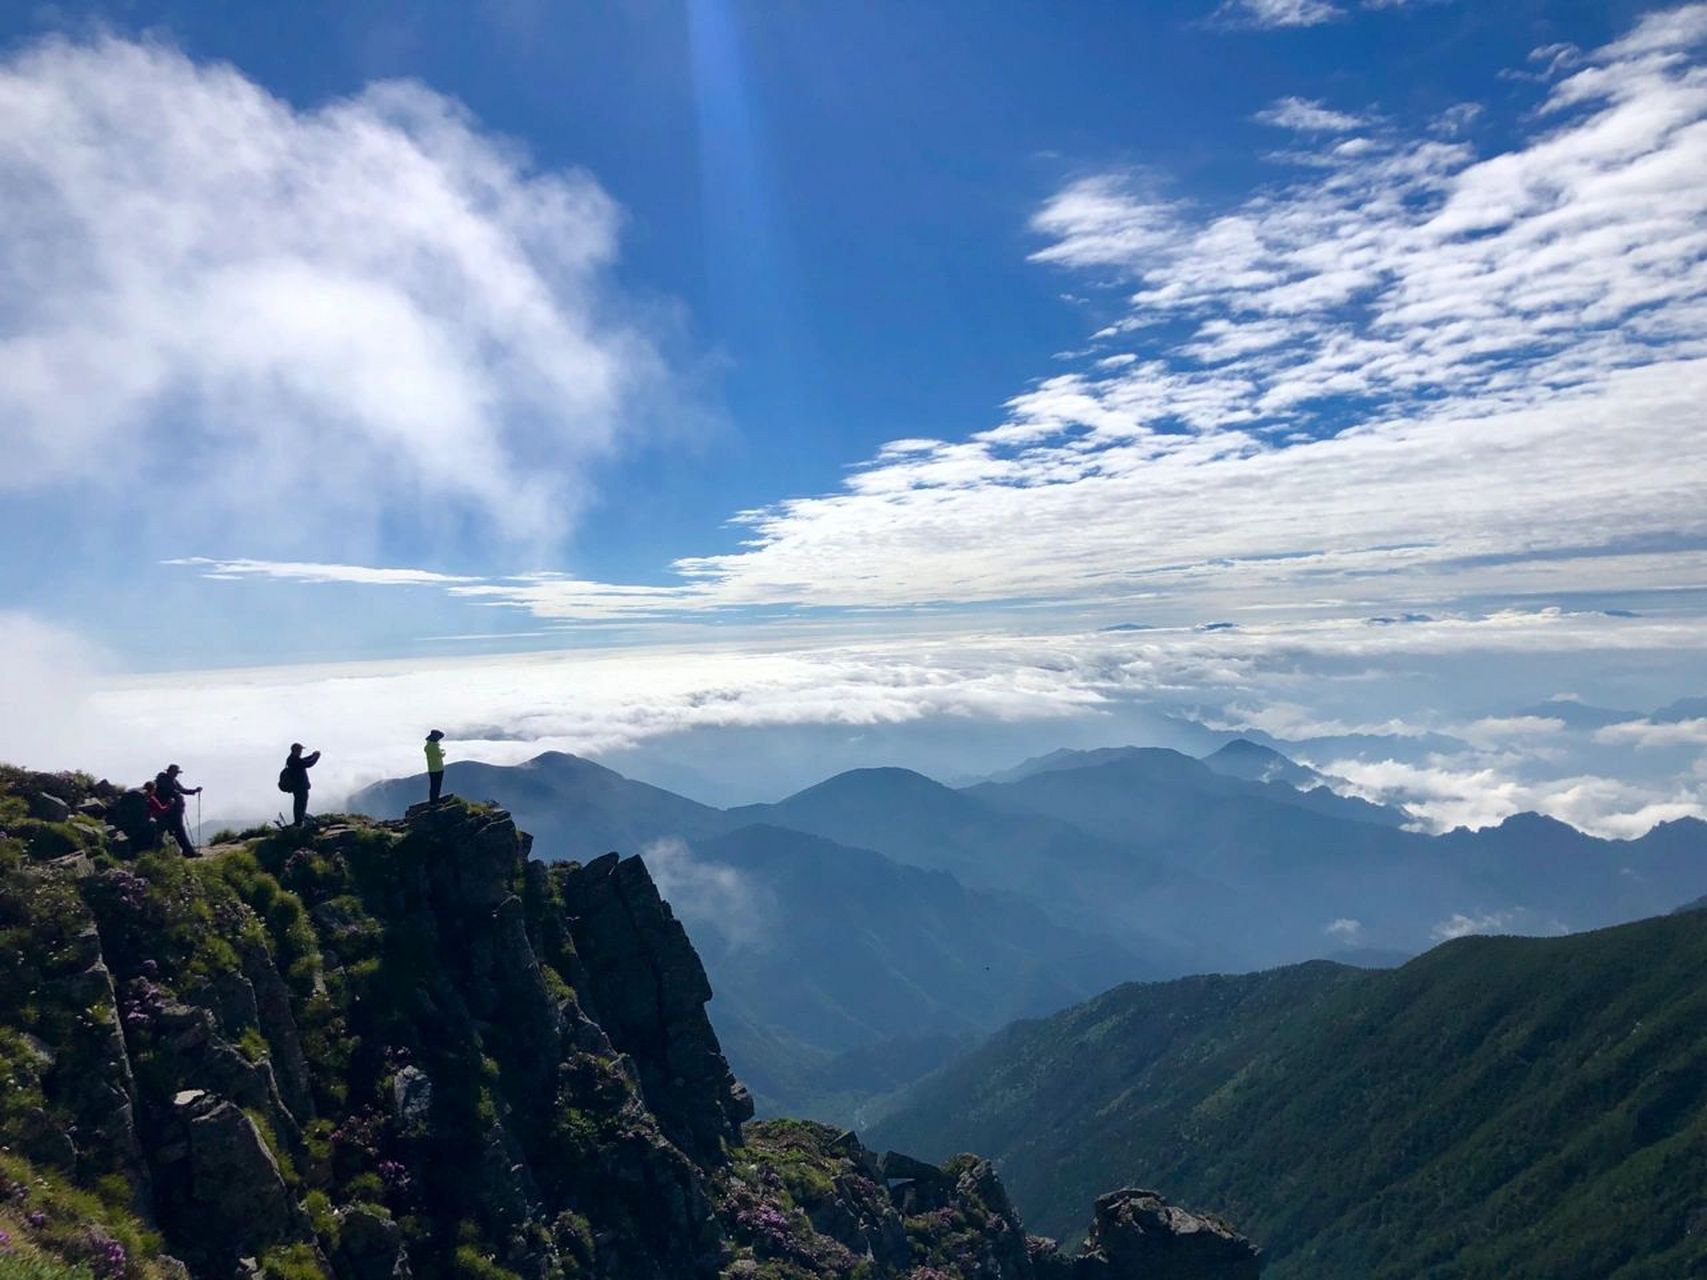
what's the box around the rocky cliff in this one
[0,765,1259,1280]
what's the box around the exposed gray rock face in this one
[240,937,315,1122]
[151,1000,303,1151]
[561,850,754,1164]
[1073,1189,1261,1280]
[161,1090,309,1271]
[30,791,72,822]
[334,1205,410,1280]
[389,1065,432,1131]
[39,917,154,1213]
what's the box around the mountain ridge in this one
[871,908,1707,1279]
[0,763,1259,1280]
[348,746,1707,1108]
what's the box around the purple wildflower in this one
[378,1160,412,1194]
[73,1230,126,1280]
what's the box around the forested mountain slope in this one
[872,911,1707,1280]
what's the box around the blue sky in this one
[1,1,1704,832]
[0,0,1673,660]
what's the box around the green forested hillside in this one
[871,913,1707,1280]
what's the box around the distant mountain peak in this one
[1494,810,1576,834]
[1202,739,1322,789]
[1207,738,1284,760]
[790,765,949,800]
[524,749,603,770]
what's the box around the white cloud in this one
[0,36,674,555]
[1197,700,1434,741]
[172,10,1705,631]
[642,837,775,950]
[1215,0,1343,29]
[1461,715,1567,747]
[1595,717,1707,748]
[1430,908,1568,942]
[1326,755,1707,837]
[0,612,110,769]
[1324,917,1364,943]
[168,558,480,586]
[1604,3,1707,59]
[5,603,1697,833]
[1431,102,1483,136]
[1430,909,1519,941]
[1028,176,1183,272]
[642,13,1703,620]
[1254,97,1370,132]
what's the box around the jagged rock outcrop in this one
[559,849,753,1163]
[0,766,1261,1280]
[1074,1190,1260,1280]
[155,1090,311,1271]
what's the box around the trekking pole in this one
[197,790,203,846]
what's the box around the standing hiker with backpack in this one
[153,764,202,855]
[424,730,446,804]
[279,743,321,826]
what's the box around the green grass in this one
[0,1153,167,1280]
[0,1254,97,1280]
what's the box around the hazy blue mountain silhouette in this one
[728,765,1240,969]
[680,822,1156,1118]
[1201,738,1325,787]
[352,743,1707,1113]
[1185,719,1472,762]
[352,750,734,857]
[730,765,1159,891]
[1654,695,1707,721]
[354,758,1167,1117]
[1514,697,1640,729]
[966,752,1707,966]
[999,741,1409,829]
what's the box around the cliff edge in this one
[0,765,1259,1280]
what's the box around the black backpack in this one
[277,766,294,793]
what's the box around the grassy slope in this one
[871,913,1707,1280]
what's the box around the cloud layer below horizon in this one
[3,606,1702,839]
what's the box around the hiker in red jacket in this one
[281,743,321,827]
[141,780,170,852]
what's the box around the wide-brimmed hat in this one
[427,729,444,741]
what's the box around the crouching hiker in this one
[425,729,446,804]
[279,743,321,826]
[140,780,169,851]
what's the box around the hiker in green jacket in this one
[425,730,446,804]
